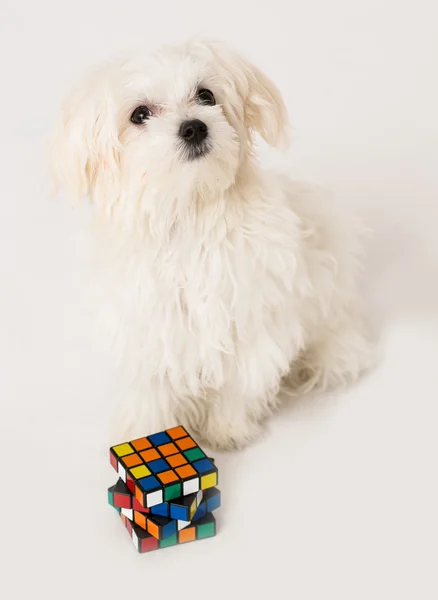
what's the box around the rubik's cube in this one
[108,425,221,553]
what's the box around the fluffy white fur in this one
[51,40,374,449]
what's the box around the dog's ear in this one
[50,64,122,205]
[240,57,290,149]
[208,42,290,149]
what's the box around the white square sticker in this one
[131,528,139,551]
[183,477,199,495]
[146,489,163,507]
[177,519,191,531]
[118,463,126,483]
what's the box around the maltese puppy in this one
[51,40,374,449]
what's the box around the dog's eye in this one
[197,89,216,106]
[130,106,151,124]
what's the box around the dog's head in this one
[51,41,289,214]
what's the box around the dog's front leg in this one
[200,384,276,450]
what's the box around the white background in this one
[1,1,437,598]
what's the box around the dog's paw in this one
[200,417,263,451]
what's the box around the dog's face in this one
[52,41,289,214]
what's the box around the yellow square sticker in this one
[201,472,217,490]
[130,465,151,479]
[112,443,135,457]
[190,498,197,520]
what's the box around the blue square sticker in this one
[193,502,207,521]
[207,491,221,512]
[169,504,188,521]
[148,458,170,474]
[148,432,171,446]
[162,520,177,539]
[192,458,214,474]
[150,503,169,517]
[138,475,160,491]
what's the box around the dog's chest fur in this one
[99,195,305,394]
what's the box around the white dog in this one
[51,40,374,449]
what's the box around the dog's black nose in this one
[179,119,208,145]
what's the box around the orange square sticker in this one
[175,464,197,479]
[140,449,161,463]
[135,486,145,507]
[166,426,188,440]
[158,442,179,456]
[166,453,188,468]
[157,470,179,484]
[134,511,147,530]
[147,520,160,540]
[176,436,197,451]
[122,453,143,468]
[179,527,196,543]
[131,437,152,452]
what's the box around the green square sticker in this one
[164,482,182,501]
[160,533,178,549]
[183,448,205,462]
[197,521,216,539]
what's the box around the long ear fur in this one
[207,42,290,149]
[50,64,122,204]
